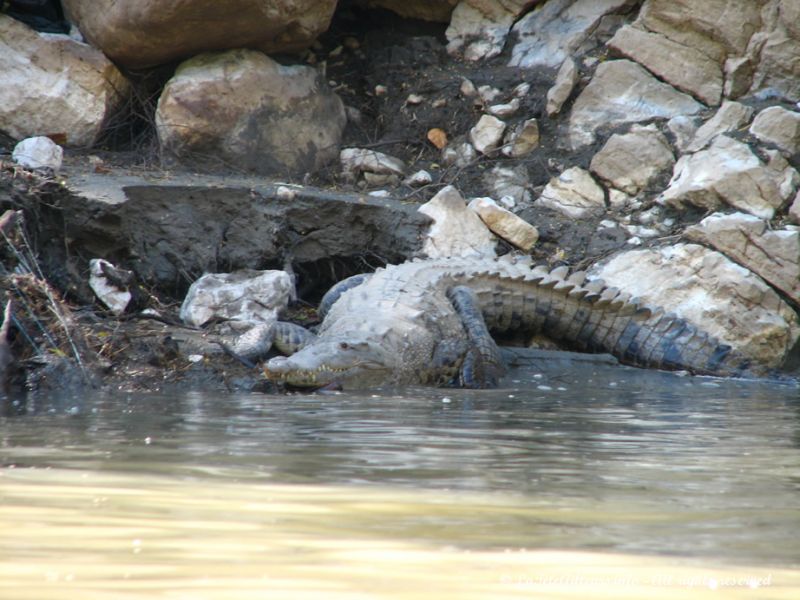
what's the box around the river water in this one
[1,356,799,599]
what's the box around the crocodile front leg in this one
[447,286,506,388]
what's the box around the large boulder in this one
[417,186,497,258]
[568,60,703,148]
[749,106,800,155]
[62,0,337,69]
[156,50,346,177]
[0,15,128,146]
[686,212,800,306]
[658,135,798,220]
[593,244,800,368]
[747,0,800,102]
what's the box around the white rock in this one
[545,57,578,117]
[512,82,531,98]
[749,106,800,155]
[593,244,799,367]
[404,170,433,187]
[441,142,478,168]
[589,124,674,196]
[686,212,800,304]
[276,185,297,200]
[687,100,755,152]
[509,0,634,69]
[502,118,539,158]
[179,269,293,327]
[658,135,798,220]
[568,60,704,149]
[459,78,477,97]
[469,115,506,154]
[0,15,129,146]
[89,259,132,316]
[487,98,520,118]
[485,165,531,204]
[477,85,502,104]
[468,197,539,251]
[12,137,63,171]
[417,186,496,259]
[536,167,606,219]
[666,115,700,153]
[340,147,406,179]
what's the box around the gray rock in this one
[485,165,531,204]
[608,23,723,105]
[568,60,703,148]
[341,148,407,180]
[536,167,606,219]
[658,135,798,220]
[589,124,674,196]
[180,270,293,327]
[687,100,754,152]
[686,212,800,305]
[749,106,800,155]
[156,49,346,177]
[441,142,478,168]
[446,0,530,61]
[545,57,578,117]
[469,115,506,154]
[593,243,799,368]
[12,137,63,172]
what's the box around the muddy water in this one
[1,359,799,599]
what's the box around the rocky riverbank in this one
[1,0,799,403]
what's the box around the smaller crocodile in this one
[263,255,768,389]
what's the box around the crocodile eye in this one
[339,342,349,350]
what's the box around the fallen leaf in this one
[427,128,448,150]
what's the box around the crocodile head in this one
[263,335,398,389]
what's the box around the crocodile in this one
[263,255,766,389]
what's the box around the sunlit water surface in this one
[2,358,799,599]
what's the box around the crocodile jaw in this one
[263,339,395,388]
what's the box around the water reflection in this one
[1,360,799,597]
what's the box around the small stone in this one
[536,167,606,219]
[477,85,501,104]
[487,98,520,118]
[367,189,391,197]
[546,57,578,117]
[460,78,477,97]
[427,127,448,150]
[345,105,363,125]
[89,259,132,315]
[469,115,506,154]
[12,136,63,171]
[343,36,360,50]
[485,165,531,204]
[441,142,477,168]
[403,170,433,187]
[502,118,539,158]
[340,147,406,180]
[374,84,388,96]
[406,93,424,105]
[276,186,297,200]
[512,82,531,98]
[468,197,539,251]
[432,98,447,108]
